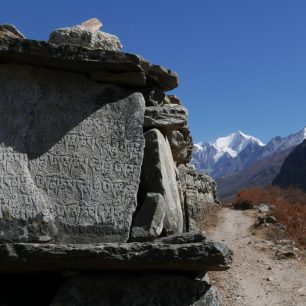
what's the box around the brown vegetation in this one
[232,186,306,247]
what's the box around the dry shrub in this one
[233,187,267,210]
[233,186,306,247]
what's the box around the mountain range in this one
[192,127,306,198]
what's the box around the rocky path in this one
[208,208,306,306]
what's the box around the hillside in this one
[273,140,306,192]
[217,148,293,198]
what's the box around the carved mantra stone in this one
[0,64,145,243]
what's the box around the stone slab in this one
[144,104,188,130]
[0,233,233,273]
[130,192,166,241]
[0,36,178,91]
[139,129,184,235]
[0,64,145,243]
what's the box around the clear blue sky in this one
[1,0,306,143]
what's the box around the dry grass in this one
[201,206,220,232]
[232,186,306,247]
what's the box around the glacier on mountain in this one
[192,127,306,178]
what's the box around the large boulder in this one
[138,129,184,236]
[0,64,145,243]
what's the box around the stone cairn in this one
[0,19,232,305]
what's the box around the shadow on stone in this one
[50,273,221,306]
[0,64,133,158]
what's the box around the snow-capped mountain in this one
[192,127,306,180]
[192,131,265,176]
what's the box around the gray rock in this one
[167,94,181,105]
[0,64,145,243]
[139,129,184,235]
[0,34,178,91]
[258,203,270,213]
[0,232,233,273]
[166,129,193,165]
[48,23,122,51]
[178,165,219,231]
[0,24,25,39]
[141,87,167,106]
[276,239,295,246]
[257,215,277,225]
[144,104,192,164]
[144,104,188,130]
[130,193,166,241]
[51,273,222,306]
[275,250,299,260]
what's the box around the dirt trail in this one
[208,208,306,306]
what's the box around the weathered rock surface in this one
[141,86,167,106]
[0,64,145,243]
[139,129,184,235]
[144,104,188,130]
[51,273,222,306]
[167,128,193,164]
[143,103,193,164]
[0,232,232,273]
[258,203,270,213]
[179,165,219,231]
[0,35,178,91]
[167,94,181,105]
[48,23,122,51]
[0,24,25,39]
[130,193,166,241]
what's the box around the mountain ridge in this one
[192,127,306,197]
[192,127,306,178]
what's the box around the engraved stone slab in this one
[0,64,145,243]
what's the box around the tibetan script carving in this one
[0,64,145,243]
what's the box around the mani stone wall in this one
[0,21,230,306]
